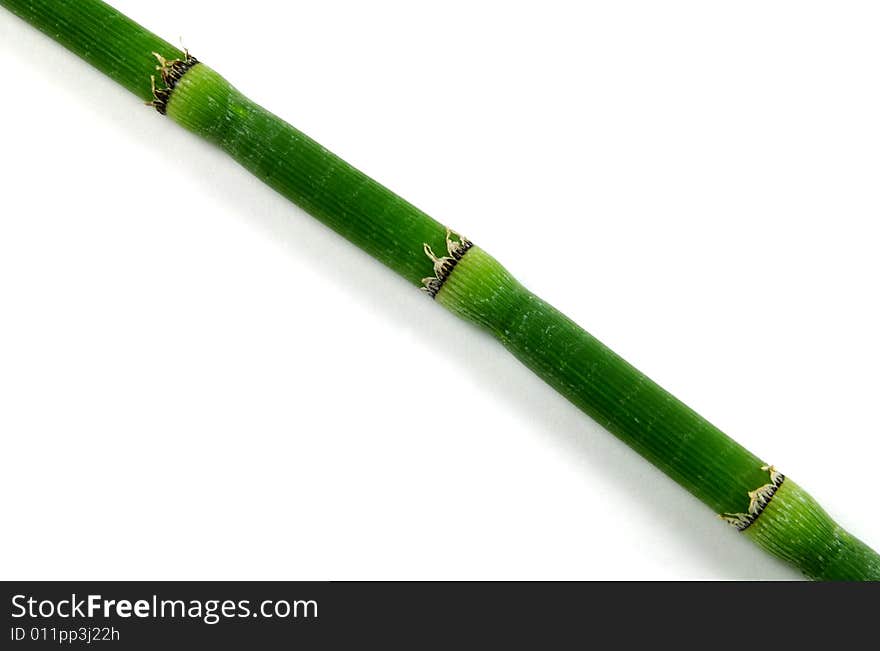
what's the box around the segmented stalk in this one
[2,0,878,580]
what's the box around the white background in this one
[1,1,878,580]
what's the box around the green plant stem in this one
[2,0,878,580]
[438,248,880,580]
[1,0,181,101]
[167,63,448,284]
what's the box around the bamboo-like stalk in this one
[2,0,878,580]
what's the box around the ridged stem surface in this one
[1,0,181,101]
[436,248,767,513]
[166,64,449,284]
[438,248,880,580]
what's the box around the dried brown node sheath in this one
[149,51,200,115]
[720,465,786,531]
[421,230,473,298]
